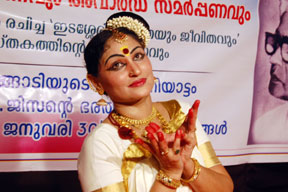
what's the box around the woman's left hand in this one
[179,100,200,179]
[135,100,200,179]
[136,123,184,179]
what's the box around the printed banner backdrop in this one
[1,0,287,172]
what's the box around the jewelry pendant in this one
[118,126,134,140]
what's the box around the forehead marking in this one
[120,46,130,56]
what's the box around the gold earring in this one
[87,75,104,94]
[154,76,158,83]
[87,76,97,93]
[96,98,108,106]
[96,86,104,95]
[86,75,107,106]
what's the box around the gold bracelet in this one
[181,158,201,183]
[156,170,181,189]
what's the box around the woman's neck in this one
[113,96,153,120]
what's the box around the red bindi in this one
[123,48,129,55]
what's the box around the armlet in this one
[198,141,221,168]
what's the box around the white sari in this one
[78,100,220,192]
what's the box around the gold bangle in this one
[181,158,201,183]
[156,170,181,189]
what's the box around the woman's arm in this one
[136,127,184,192]
[180,100,234,192]
[137,100,234,192]
[182,159,234,192]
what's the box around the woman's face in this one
[95,35,154,104]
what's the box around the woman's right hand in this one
[135,124,184,179]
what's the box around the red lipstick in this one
[129,78,146,87]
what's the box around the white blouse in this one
[78,100,216,192]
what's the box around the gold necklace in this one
[156,111,177,134]
[111,107,157,129]
[111,106,177,141]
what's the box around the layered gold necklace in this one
[110,106,177,141]
[111,107,157,129]
[156,111,177,134]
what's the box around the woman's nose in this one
[270,47,283,66]
[128,62,141,77]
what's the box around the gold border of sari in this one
[198,141,221,168]
[121,100,186,191]
[93,181,126,192]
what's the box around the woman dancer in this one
[78,11,233,192]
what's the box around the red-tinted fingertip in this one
[149,122,160,132]
[135,138,144,144]
[181,131,185,139]
[192,100,200,109]
[157,132,164,141]
[188,108,193,118]
[176,129,182,138]
[147,132,155,140]
[145,126,155,134]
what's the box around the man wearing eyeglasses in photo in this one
[249,9,288,144]
[266,12,288,101]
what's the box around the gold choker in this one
[111,107,157,129]
[111,106,176,134]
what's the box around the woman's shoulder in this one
[82,123,122,148]
[79,122,131,158]
[88,123,117,138]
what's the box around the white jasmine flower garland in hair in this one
[106,16,150,47]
